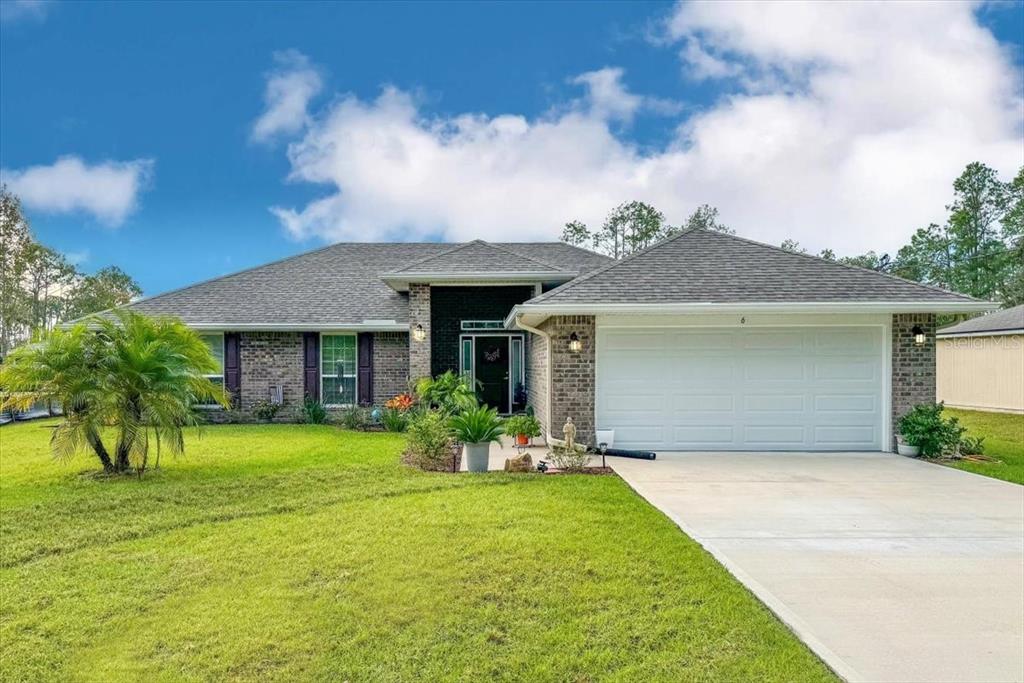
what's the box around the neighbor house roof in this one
[511,229,990,321]
[938,304,1024,337]
[123,241,610,328]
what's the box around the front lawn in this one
[943,408,1024,485]
[0,420,833,682]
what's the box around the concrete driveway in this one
[609,451,1024,683]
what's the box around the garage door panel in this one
[743,425,807,446]
[673,425,736,445]
[597,326,884,452]
[671,393,735,412]
[741,330,807,351]
[813,425,877,445]
[744,360,806,381]
[814,359,877,381]
[668,331,738,350]
[814,394,877,412]
[744,394,804,412]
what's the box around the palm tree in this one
[0,311,228,474]
[0,325,113,470]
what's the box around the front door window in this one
[460,334,524,414]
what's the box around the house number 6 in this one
[740,317,746,324]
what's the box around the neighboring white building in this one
[937,304,1024,414]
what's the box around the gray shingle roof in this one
[125,241,610,326]
[528,228,982,305]
[938,304,1024,336]
[389,240,565,274]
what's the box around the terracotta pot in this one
[515,433,529,446]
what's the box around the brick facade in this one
[891,313,937,451]
[409,284,431,381]
[537,315,596,445]
[525,329,548,435]
[429,285,534,376]
[373,331,410,402]
[240,331,305,420]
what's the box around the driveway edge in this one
[615,473,862,683]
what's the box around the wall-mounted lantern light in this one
[911,325,926,346]
[412,324,426,342]
[568,331,582,353]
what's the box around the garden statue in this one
[563,417,576,451]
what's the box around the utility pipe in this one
[513,314,552,441]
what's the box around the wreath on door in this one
[483,347,501,363]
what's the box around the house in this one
[124,229,990,451]
[937,304,1024,414]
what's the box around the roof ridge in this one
[528,227,702,303]
[391,239,563,273]
[706,230,981,302]
[481,241,565,271]
[389,241,478,273]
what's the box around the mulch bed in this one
[539,466,615,476]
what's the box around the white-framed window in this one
[321,334,357,407]
[461,320,504,331]
[199,332,224,407]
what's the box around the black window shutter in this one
[358,332,374,406]
[224,332,241,406]
[303,332,320,400]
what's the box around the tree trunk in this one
[86,428,114,473]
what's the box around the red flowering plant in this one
[384,393,415,412]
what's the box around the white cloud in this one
[0,0,51,24]
[1,156,153,226]
[267,2,1023,256]
[570,67,682,123]
[251,50,323,143]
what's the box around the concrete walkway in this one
[609,451,1024,683]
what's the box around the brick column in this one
[409,283,431,381]
[891,313,937,451]
[542,315,596,445]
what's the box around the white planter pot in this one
[595,429,615,449]
[464,442,491,472]
[896,441,920,457]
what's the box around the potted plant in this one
[449,405,504,472]
[504,413,541,446]
[897,402,964,458]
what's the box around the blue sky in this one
[2,0,1022,297]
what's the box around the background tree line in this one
[1,186,143,356]
[562,162,1023,307]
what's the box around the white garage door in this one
[596,326,885,451]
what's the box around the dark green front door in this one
[474,336,509,413]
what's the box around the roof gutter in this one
[937,329,1024,339]
[511,313,552,440]
[507,300,995,324]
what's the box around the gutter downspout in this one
[514,314,552,442]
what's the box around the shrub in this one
[898,402,966,458]
[449,405,504,445]
[504,413,541,438]
[415,371,477,415]
[340,405,368,430]
[957,435,985,456]
[549,444,591,471]
[301,397,328,424]
[405,411,456,471]
[251,399,281,422]
[381,407,409,433]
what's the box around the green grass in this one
[0,420,834,682]
[944,408,1024,485]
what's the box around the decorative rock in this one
[503,453,533,473]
